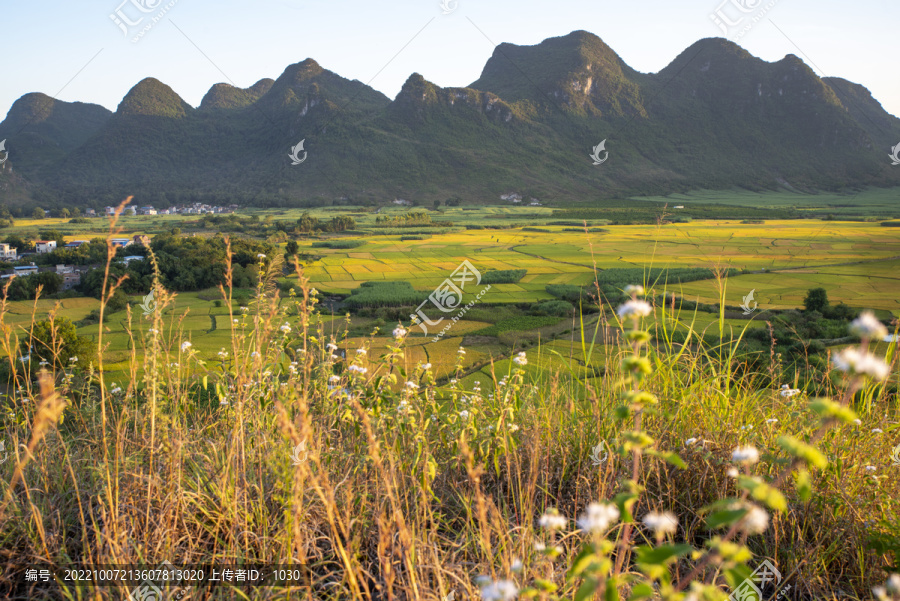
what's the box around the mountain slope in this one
[0,31,897,208]
[0,93,112,181]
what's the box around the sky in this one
[2,0,899,118]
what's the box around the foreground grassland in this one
[0,266,898,600]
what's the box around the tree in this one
[60,208,71,219]
[285,240,299,256]
[804,288,829,313]
[19,317,94,370]
[32,207,45,220]
[433,199,441,210]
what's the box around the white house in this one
[0,243,16,261]
[35,240,57,254]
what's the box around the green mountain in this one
[1,31,898,208]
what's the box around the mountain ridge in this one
[1,30,898,208]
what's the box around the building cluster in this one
[500,193,542,206]
[1,235,152,289]
[96,203,238,216]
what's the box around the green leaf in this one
[604,577,620,601]
[795,468,812,502]
[737,476,787,512]
[628,583,655,601]
[574,578,600,601]
[568,547,597,578]
[645,449,686,469]
[534,579,557,592]
[778,435,828,469]
[634,544,693,565]
[706,508,748,530]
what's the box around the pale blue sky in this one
[2,0,898,118]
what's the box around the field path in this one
[758,254,900,274]
[508,245,597,269]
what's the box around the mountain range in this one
[1,30,899,208]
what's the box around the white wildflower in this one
[726,467,739,478]
[349,365,367,375]
[69,356,78,362]
[624,284,645,296]
[393,326,407,339]
[740,505,770,535]
[513,352,528,366]
[257,253,266,259]
[459,410,470,420]
[642,511,678,536]
[685,438,698,446]
[457,347,466,355]
[766,418,778,424]
[833,348,891,380]
[538,509,567,531]
[616,300,653,320]
[511,558,523,572]
[850,311,888,340]
[866,465,877,472]
[329,375,340,384]
[873,428,884,434]
[853,419,862,425]
[280,323,291,333]
[326,342,338,352]
[480,579,518,601]
[732,445,760,465]
[577,502,620,534]
[421,362,432,370]
[356,348,367,355]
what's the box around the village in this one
[0,234,151,289]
